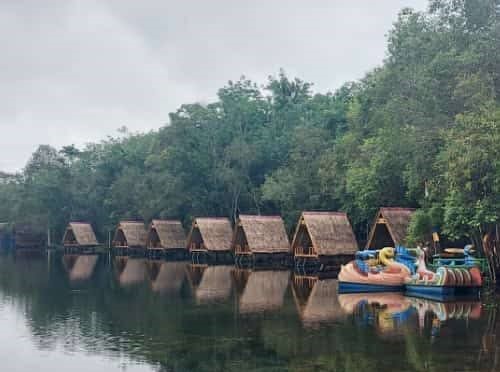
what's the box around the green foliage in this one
[1,0,499,245]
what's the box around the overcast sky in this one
[0,0,427,172]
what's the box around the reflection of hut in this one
[113,257,148,287]
[62,222,99,253]
[112,221,147,255]
[292,276,346,327]
[232,215,290,264]
[146,220,187,259]
[0,223,14,250]
[238,270,290,314]
[62,254,99,281]
[366,208,415,249]
[148,260,187,294]
[186,264,233,303]
[292,212,358,268]
[186,218,233,262]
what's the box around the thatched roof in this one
[149,261,186,294]
[366,207,415,249]
[147,219,186,249]
[187,217,233,251]
[239,270,290,314]
[296,279,346,327]
[113,221,147,248]
[63,254,99,281]
[233,215,290,254]
[63,222,98,246]
[292,212,358,256]
[195,265,233,303]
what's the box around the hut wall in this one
[293,224,315,256]
[188,228,205,251]
[369,223,395,250]
[113,229,128,247]
[233,226,250,254]
[63,229,78,245]
[148,228,162,249]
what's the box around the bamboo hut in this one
[292,211,358,268]
[0,223,13,250]
[113,257,148,287]
[62,254,99,282]
[13,223,46,251]
[146,219,187,259]
[365,207,415,249]
[112,220,147,255]
[186,217,233,262]
[238,270,290,314]
[62,222,99,253]
[232,215,291,264]
[292,275,346,328]
[148,260,187,294]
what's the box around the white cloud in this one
[0,0,427,172]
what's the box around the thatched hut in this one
[148,260,187,294]
[238,270,290,314]
[365,207,415,249]
[13,223,46,251]
[186,217,233,262]
[0,223,14,250]
[62,222,99,253]
[232,215,290,263]
[62,254,99,282]
[146,219,187,259]
[112,220,147,255]
[292,276,346,328]
[292,211,358,268]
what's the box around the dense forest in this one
[0,0,499,247]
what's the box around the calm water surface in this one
[0,252,498,372]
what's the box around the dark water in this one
[0,252,498,372]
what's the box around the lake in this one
[0,252,497,372]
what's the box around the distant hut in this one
[112,221,147,255]
[186,217,233,262]
[292,275,346,328]
[365,207,415,250]
[232,215,291,264]
[14,223,46,252]
[62,222,99,253]
[0,223,14,250]
[62,254,99,282]
[238,270,290,314]
[148,261,187,295]
[146,219,187,259]
[291,212,358,268]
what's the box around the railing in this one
[294,246,316,257]
[430,255,489,274]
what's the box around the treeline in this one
[1,0,499,247]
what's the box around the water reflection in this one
[186,264,233,303]
[292,275,346,327]
[113,257,148,287]
[148,260,186,295]
[62,254,99,282]
[0,253,498,372]
[235,269,289,314]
